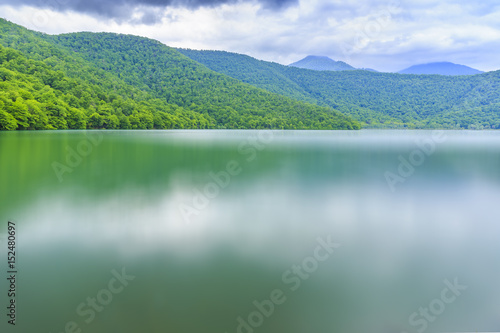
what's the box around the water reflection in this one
[0,130,499,333]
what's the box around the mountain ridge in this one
[398,61,484,75]
[178,48,500,129]
[288,55,356,71]
[2,18,500,130]
[0,18,360,130]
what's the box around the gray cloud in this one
[1,0,499,71]
[0,0,297,23]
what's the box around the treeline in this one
[0,19,360,131]
[48,32,358,130]
[0,44,214,130]
[178,49,500,129]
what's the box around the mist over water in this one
[1,130,499,333]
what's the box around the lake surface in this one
[0,130,499,333]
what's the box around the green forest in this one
[178,49,500,129]
[2,17,500,131]
[0,19,359,131]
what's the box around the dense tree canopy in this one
[5,16,500,131]
[178,49,500,129]
[0,19,359,131]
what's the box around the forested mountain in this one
[0,19,359,130]
[177,49,319,105]
[399,62,484,75]
[2,17,500,131]
[288,55,355,71]
[0,20,217,130]
[178,49,500,129]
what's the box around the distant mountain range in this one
[288,56,483,76]
[288,55,356,71]
[398,62,483,75]
[288,55,377,72]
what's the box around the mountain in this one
[179,49,500,129]
[288,55,356,71]
[177,49,319,105]
[0,18,359,130]
[2,18,500,131]
[399,62,484,75]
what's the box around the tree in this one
[67,108,87,129]
[0,109,18,130]
[8,97,29,129]
[25,99,48,130]
[118,115,131,129]
[87,112,104,129]
[104,114,119,129]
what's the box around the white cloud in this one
[0,0,499,72]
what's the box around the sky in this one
[0,0,499,72]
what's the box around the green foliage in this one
[0,18,359,131]
[0,109,17,130]
[9,97,29,129]
[2,18,499,130]
[48,32,358,130]
[178,49,500,129]
[66,108,87,129]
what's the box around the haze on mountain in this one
[399,62,484,76]
[288,55,356,72]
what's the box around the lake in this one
[0,130,499,333]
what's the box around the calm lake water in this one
[0,130,499,333]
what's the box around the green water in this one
[0,130,499,333]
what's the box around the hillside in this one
[399,62,484,75]
[0,21,212,130]
[179,49,500,129]
[177,49,319,104]
[0,19,360,130]
[2,17,500,131]
[288,55,355,71]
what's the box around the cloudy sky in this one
[0,0,499,72]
